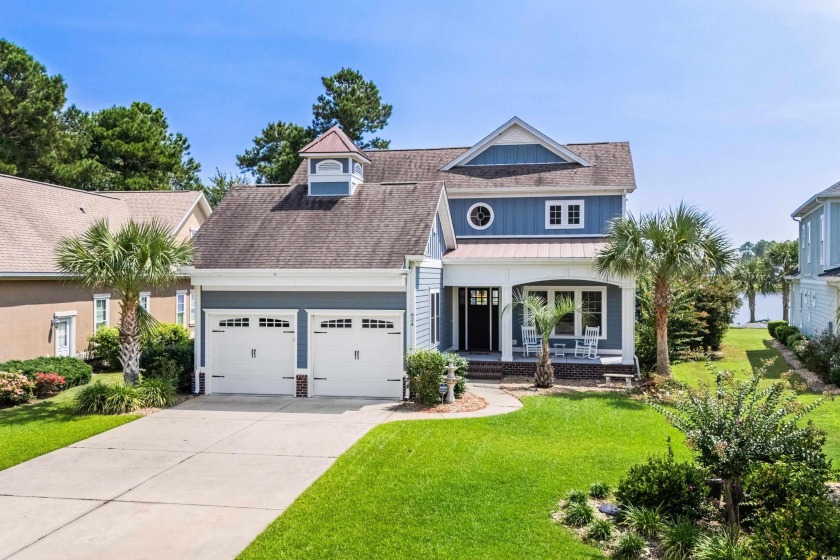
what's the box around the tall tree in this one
[203,169,247,207]
[56,219,194,384]
[765,240,798,322]
[310,68,392,149]
[236,121,309,184]
[0,39,67,181]
[68,102,201,191]
[595,203,735,376]
[732,257,776,323]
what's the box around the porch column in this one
[501,284,513,362]
[621,285,635,365]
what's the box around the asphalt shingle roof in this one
[0,174,204,274]
[192,182,443,269]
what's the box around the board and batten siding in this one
[798,206,825,278]
[449,195,622,237]
[790,280,837,337]
[424,214,446,260]
[511,280,623,350]
[200,291,405,369]
[414,266,444,350]
[464,143,564,166]
[829,202,840,268]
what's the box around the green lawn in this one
[0,373,139,471]
[239,327,839,560]
[671,327,840,462]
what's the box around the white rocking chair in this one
[574,326,600,359]
[521,326,541,357]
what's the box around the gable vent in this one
[316,160,342,174]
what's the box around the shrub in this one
[87,326,121,368]
[33,372,66,398]
[140,341,194,392]
[440,351,468,397]
[586,519,613,542]
[773,324,798,343]
[589,481,611,500]
[785,332,804,348]
[620,505,664,538]
[0,371,35,405]
[565,489,589,506]
[75,381,143,414]
[564,501,594,527]
[660,517,701,560]
[0,356,91,387]
[612,532,645,560]
[141,322,190,349]
[405,349,445,405]
[692,530,749,560]
[799,328,840,384]
[691,275,741,350]
[616,451,708,520]
[767,320,787,339]
[138,376,177,408]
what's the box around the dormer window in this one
[315,159,343,175]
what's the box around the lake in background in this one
[733,293,784,325]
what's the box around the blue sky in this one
[6,1,840,244]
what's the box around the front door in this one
[55,319,70,356]
[459,288,499,351]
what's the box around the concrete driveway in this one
[0,395,400,560]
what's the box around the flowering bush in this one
[0,371,35,405]
[33,372,66,398]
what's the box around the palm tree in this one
[56,219,194,384]
[765,240,798,322]
[508,292,578,388]
[594,203,735,376]
[732,257,776,323]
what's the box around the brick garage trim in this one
[468,360,635,380]
[295,374,309,398]
[191,371,206,394]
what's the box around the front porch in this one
[457,351,636,381]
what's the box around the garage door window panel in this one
[259,318,290,328]
[219,318,249,327]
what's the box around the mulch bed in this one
[500,376,634,398]
[400,391,487,413]
[769,339,840,394]
[135,392,197,416]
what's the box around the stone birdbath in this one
[444,361,462,404]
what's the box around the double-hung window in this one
[807,222,812,264]
[545,200,585,229]
[93,295,110,330]
[139,292,150,313]
[430,289,440,346]
[524,286,606,338]
[176,291,187,327]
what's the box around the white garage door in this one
[311,313,404,398]
[210,313,296,394]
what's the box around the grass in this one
[0,373,140,471]
[239,327,840,559]
[671,327,840,462]
[240,393,686,560]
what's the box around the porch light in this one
[50,317,61,329]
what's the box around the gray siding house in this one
[188,118,638,398]
[790,181,840,336]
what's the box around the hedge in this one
[0,356,92,388]
[140,341,194,392]
[767,320,788,339]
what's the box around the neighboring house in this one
[790,180,840,336]
[189,117,637,398]
[0,174,211,361]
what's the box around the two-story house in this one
[188,117,638,398]
[790,180,840,336]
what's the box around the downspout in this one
[193,285,202,394]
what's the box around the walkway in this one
[0,383,520,560]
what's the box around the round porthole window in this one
[467,203,494,230]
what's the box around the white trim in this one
[187,268,409,291]
[523,285,608,340]
[54,310,77,318]
[466,202,494,230]
[820,214,825,266]
[300,151,371,164]
[446,186,635,198]
[194,286,202,394]
[202,308,298,396]
[544,199,585,230]
[93,293,111,329]
[314,159,344,175]
[53,314,75,357]
[171,193,212,236]
[453,234,605,240]
[139,291,151,313]
[441,117,593,170]
[189,291,196,326]
[176,290,188,328]
[437,189,458,250]
[429,288,440,346]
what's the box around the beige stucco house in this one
[0,174,211,361]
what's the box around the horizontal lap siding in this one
[201,291,405,368]
[512,280,622,350]
[790,280,836,337]
[449,195,622,237]
[414,267,443,350]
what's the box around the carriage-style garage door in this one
[209,311,296,395]
[311,312,404,398]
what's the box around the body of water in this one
[733,293,784,325]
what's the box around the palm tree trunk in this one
[781,282,790,322]
[653,281,671,376]
[534,337,554,388]
[748,291,756,323]
[119,299,141,385]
